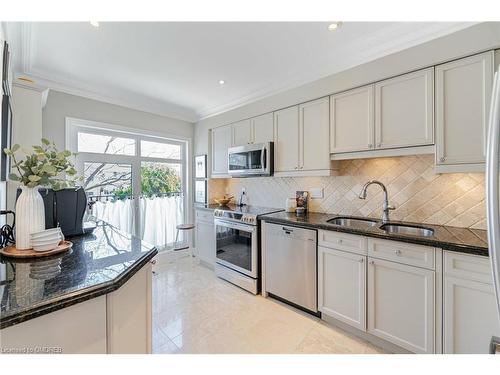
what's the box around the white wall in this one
[5,85,44,212]
[194,22,500,155]
[43,90,194,150]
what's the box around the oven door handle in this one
[214,219,257,232]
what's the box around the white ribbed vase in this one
[15,186,45,250]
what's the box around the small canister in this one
[285,197,296,213]
[295,207,306,217]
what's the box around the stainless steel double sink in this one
[327,216,434,237]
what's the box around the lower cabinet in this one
[318,246,366,331]
[0,262,153,354]
[367,257,435,354]
[195,209,215,266]
[443,251,500,353]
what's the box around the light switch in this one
[310,188,323,199]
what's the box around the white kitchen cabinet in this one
[232,119,252,146]
[0,262,153,354]
[318,246,366,331]
[443,251,500,353]
[274,105,300,172]
[231,113,274,146]
[195,208,215,267]
[211,124,232,177]
[0,295,107,354]
[252,112,274,144]
[274,98,332,176]
[435,51,494,172]
[367,257,435,354]
[375,68,434,149]
[106,263,152,354]
[330,85,374,154]
[300,97,330,171]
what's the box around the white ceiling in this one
[5,22,475,122]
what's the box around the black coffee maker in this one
[16,187,93,236]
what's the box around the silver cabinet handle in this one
[150,259,157,265]
[370,260,375,265]
[359,258,364,263]
[395,249,402,256]
[377,143,382,147]
[439,157,446,162]
[338,239,343,244]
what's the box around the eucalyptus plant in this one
[3,138,82,190]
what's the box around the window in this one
[78,132,136,155]
[67,118,189,250]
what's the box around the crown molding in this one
[10,21,478,123]
[196,22,477,120]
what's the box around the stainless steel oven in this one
[228,142,273,177]
[214,218,258,278]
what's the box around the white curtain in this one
[91,199,134,234]
[91,195,183,248]
[139,195,184,248]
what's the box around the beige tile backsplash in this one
[208,155,486,230]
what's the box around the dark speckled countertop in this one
[260,212,489,257]
[0,223,157,330]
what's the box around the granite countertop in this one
[260,211,489,257]
[0,222,157,330]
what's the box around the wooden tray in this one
[0,241,73,258]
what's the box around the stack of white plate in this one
[30,228,64,252]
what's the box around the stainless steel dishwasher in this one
[264,223,318,314]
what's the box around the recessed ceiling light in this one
[219,80,225,85]
[90,21,99,27]
[328,22,342,31]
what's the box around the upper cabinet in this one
[252,113,274,144]
[330,85,374,154]
[435,51,494,172]
[274,98,332,176]
[211,124,232,177]
[231,113,274,146]
[375,68,434,149]
[274,106,300,172]
[232,119,252,146]
[300,97,331,171]
[330,68,435,159]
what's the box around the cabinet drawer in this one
[318,230,367,255]
[195,209,214,223]
[368,238,435,270]
[444,251,492,284]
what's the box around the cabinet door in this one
[252,112,274,144]
[436,51,494,166]
[318,246,366,331]
[368,258,435,353]
[300,97,330,171]
[274,106,299,172]
[232,119,252,146]
[330,85,374,153]
[444,276,500,353]
[443,251,500,353]
[375,68,434,149]
[195,220,215,266]
[211,125,232,175]
[107,263,152,354]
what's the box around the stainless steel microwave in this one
[227,142,273,177]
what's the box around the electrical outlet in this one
[310,188,323,199]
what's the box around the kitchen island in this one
[0,222,157,354]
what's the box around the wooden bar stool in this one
[174,223,195,253]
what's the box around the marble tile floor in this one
[152,255,388,354]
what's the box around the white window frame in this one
[65,117,192,240]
